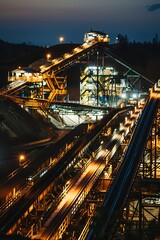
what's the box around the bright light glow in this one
[19,154,25,161]
[104,171,109,178]
[132,93,137,99]
[121,92,127,99]
[46,53,51,61]
[28,176,32,181]
[40,169,48,177]
[59,36,64,43]
[19,154,25,166]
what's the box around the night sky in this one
[0,0,160,46]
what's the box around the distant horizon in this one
[0,32,160,48]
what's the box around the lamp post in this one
[19,154,25,166]
[46,53,51,62]
[59,37,64,44]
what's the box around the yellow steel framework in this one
[3,40,154,111]
[43,71,68,108]
[1,70,68,109]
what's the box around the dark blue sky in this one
[0,0,160,46]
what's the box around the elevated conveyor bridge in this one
[1,41,154,110]
[2,42,101,108]
[86,83,160,240]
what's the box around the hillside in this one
[0,39,80,86]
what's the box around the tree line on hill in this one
[116,33,160,45]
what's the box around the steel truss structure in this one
[115,108,160,240]
[1,42,154,111]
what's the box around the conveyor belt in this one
[0,108,127,233]
[87,95,159,240]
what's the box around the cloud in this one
[147,3,160,11]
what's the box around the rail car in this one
[84,30,110,44]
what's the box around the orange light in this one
[46,53,51,61]
[19,154,25,161]
[19,154,25,166]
